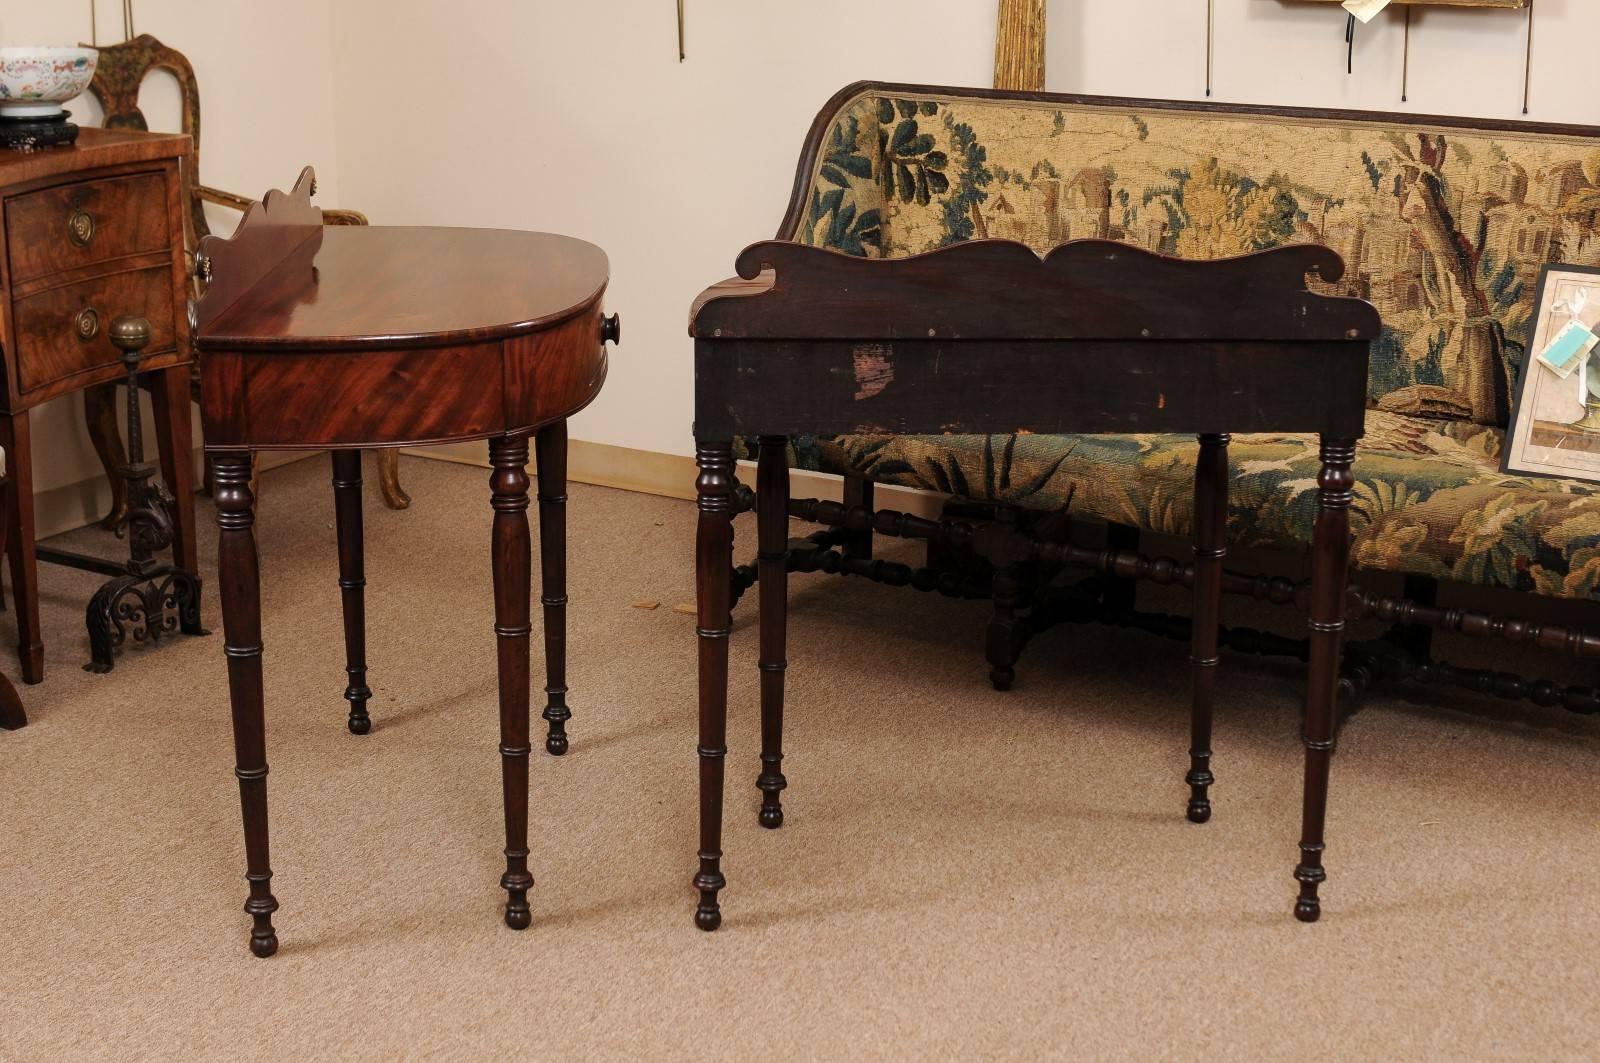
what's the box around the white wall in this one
[6,0,1599,522]
[0,1,342,528]
[328,0,1599,464]
[1053,0,1585,123]
[328,0,1002,460]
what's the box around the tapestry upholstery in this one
[779,85,1600,600]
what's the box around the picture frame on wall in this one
[1503,263,1600,483]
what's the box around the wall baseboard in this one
[30,449,312,542]
[30,441,943,543]
[406,439,948,518]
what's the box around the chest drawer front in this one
[6,172,171,284]
[13,267,176,395]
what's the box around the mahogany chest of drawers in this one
[0,127,198,682]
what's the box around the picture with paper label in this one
[1504,264,1600,480]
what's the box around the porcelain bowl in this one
[0,47,98,119]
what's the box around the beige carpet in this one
[2,455,1597,1061]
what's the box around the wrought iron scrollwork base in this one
[81,315,208,673]
[85,567,204,674]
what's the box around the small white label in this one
[1537,320,1600,379]
[1342,0,1395,24]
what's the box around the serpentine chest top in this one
[191,168,616,957]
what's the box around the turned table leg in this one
[756,436,789,828]
[1,409,43,684]
[1295,437,1356,922]
[214,452,279,958]
[489,434,535,930]
[694,440,734,930]
[331,450,372,735]
[1187,432,1229,824]
[0,477,22,730]
[534,423,570,757]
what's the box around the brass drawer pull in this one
[67,209,95,248]
[74,306,101,342]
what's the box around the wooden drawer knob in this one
[601,313,621,345]
[67,209,95,248]
[74,306,101,342]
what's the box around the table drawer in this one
[13,267,175,394]
[5,172,170,284]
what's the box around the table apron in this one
[199,310,606,449]
[694,338,1369,439]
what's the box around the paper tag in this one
[1537,320,1600,379]
[1342,0,1395,24]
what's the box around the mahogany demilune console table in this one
[192,169,618,956]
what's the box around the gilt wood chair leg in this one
[376,448,411,510]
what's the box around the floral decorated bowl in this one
[0,47,98,119]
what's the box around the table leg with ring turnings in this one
[1187,432,1230,825]
[1295,436,1357,923]
[214,451,279,958]
[693,439,735,930]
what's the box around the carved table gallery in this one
[191,169,619,956]
[688,239,1378,930]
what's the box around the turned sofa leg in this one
[842,476,874,560]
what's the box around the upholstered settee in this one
[757,82,1600,702]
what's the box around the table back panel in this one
[692,239,1377,440]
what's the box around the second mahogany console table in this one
[192,170,618,956]
[689,238,1377,931]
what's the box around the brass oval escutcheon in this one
[74,306,101,342]
[67,209,95,248]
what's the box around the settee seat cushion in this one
[788,413,1600,601]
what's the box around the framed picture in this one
[1503,263,1600,482]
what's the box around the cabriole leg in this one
[214,452,279,957]
[694,440,735,930]
[331,450,372,735]
[534,422,571,756]
[489,434,535,930]
[1187,432,1229,824]
[1295,437,1356,923]
[377,448,411,510]
[756,436,789,828]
